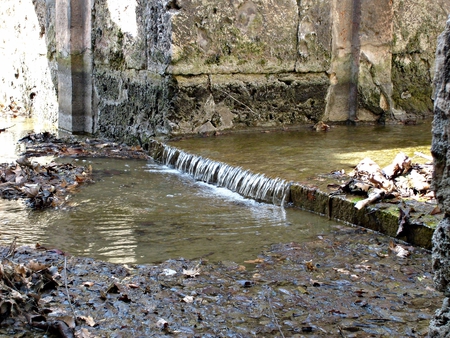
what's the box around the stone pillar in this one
[56,0,93,134]
[430,16,450,337]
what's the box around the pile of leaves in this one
[0,132,151,209]
[0,157,92,209]
[339,152,434,209]
[19,132,150,160]
[0,241,73,337]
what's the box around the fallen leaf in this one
[78,315,96,327]
[183,267,201,278]
[59,315,76,329]
[27,260,48,272]
[304,260,317,272]
[183,295,194,303]
[244,258,264,264]
[75,328,94,338]
[430,205,442,215]
[333,268,350,275]
[389,241,410,258]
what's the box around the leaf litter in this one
[0,132,440,337]
[0,226,439,337]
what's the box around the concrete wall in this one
[0,1,448,140]
[56,0,93,133]
[0,0,58,124]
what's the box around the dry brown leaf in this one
[430,205,442,215]
[304,260,317,272]
[14,264,27,277]
[183,267,201,278]
[78,315,96,327]
[59,315,76,329]
[27,260,48,272]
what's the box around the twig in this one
[265,287,285,338]
[3,236,17,260]
[215,88,260,117]
[64,256,76,319]
[0,124,15,133]
[414,151,432,161]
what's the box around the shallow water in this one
[0,158,334,264]
[169,121,432,182]
[0,118,433,265]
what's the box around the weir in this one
[149,141,291,206]
[149,131,437,249]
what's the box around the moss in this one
[391,54,433,115]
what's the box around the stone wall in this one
[430,17,450,337]
[392,0,449,120]
[90,0,450,144]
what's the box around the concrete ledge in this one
[290,183,435,250]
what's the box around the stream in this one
[0,117,433,265]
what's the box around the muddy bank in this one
[0,224,438,337]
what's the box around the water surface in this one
[0,118,433,265]
[169,121,432,182]
[0,158,334,264]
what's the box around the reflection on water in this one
[169,121,432,182]
[0,116,56,163]
[0,118,433,265]
[0,158,334,264]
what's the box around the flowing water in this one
[0,117,432,265]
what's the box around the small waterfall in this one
[149,141,291,206]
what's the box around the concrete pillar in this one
[325,0,359,122]
[56,0,93,134]
[325,0,393,123]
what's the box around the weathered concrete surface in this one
[392,0,449,122]
[89,0,446,142]
[56,0,93,133]
[0,1,448,139]
[0,0,57,123]
[430,16,450,337]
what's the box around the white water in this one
[158,144,291,205]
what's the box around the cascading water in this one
[150,141,291,206]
